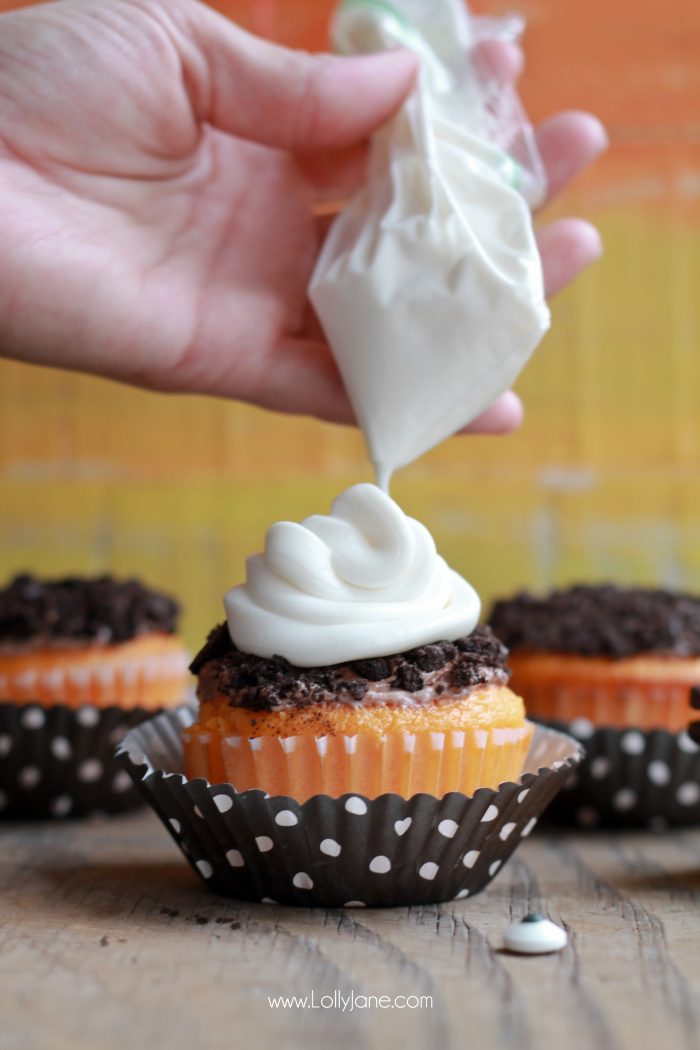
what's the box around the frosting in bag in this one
[309,0,550,486]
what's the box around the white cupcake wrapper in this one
[537,717,700,829]
[117,706,584,907]
[0,649,191,705]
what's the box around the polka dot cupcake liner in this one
[116,706,583,907]
[689,687,700,746]
[537,718,700,829]
[0,701,160,819]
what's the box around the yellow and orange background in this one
[1,0,699,653]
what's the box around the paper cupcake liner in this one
[117,706,583,907]
[536,717,700,828]
[0,643,190,708]
[509,670,694,732]
[0,701,160,819]
[182,722,534,802]
[688,687,700,746]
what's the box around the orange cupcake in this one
[119,486,583,904]
[489,585,700,827]
[184,623,532,802]
[489,585,700,733]
[0,574,189,710]
[0,573,190,818]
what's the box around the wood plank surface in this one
[2,812,700,1050]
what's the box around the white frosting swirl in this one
[224,484,480,667]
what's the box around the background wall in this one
[1,0,699,652]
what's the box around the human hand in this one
[0,0,607,429]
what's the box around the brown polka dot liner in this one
[117,706,583,907]
[0,701,154,819]
[689,686,700,747]
[536,718,700,829]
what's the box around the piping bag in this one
[309,0,550,490]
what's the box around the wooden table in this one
[2,811,700,1050]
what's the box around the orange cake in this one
[0,574,189,710]
[489,585,700,732]
[184,623,532,801]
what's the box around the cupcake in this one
[119,486,582,905]
[184,484,531,800]
[0,573,190,818]
[0,574,187,709]
[489,585,700,827]
[184,623,532,802]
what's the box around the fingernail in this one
[584,223,604,260]
[588,115,610,155]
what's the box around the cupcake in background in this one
[489,585,700,828]
[0,573,190,818]
[119,486,582,906]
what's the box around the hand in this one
[0,0,607,429]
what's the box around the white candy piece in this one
[504,914,567,955]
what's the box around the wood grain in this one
[2,813,700,1050]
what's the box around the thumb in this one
[170,2,417,150]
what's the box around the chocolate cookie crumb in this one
[405,641,457,672]
[489,584,700,659]
[349,657,392,681]
[0,573,179,645]
[189,622,232,673]
[392,663,424,692]
[191,624,509,711]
